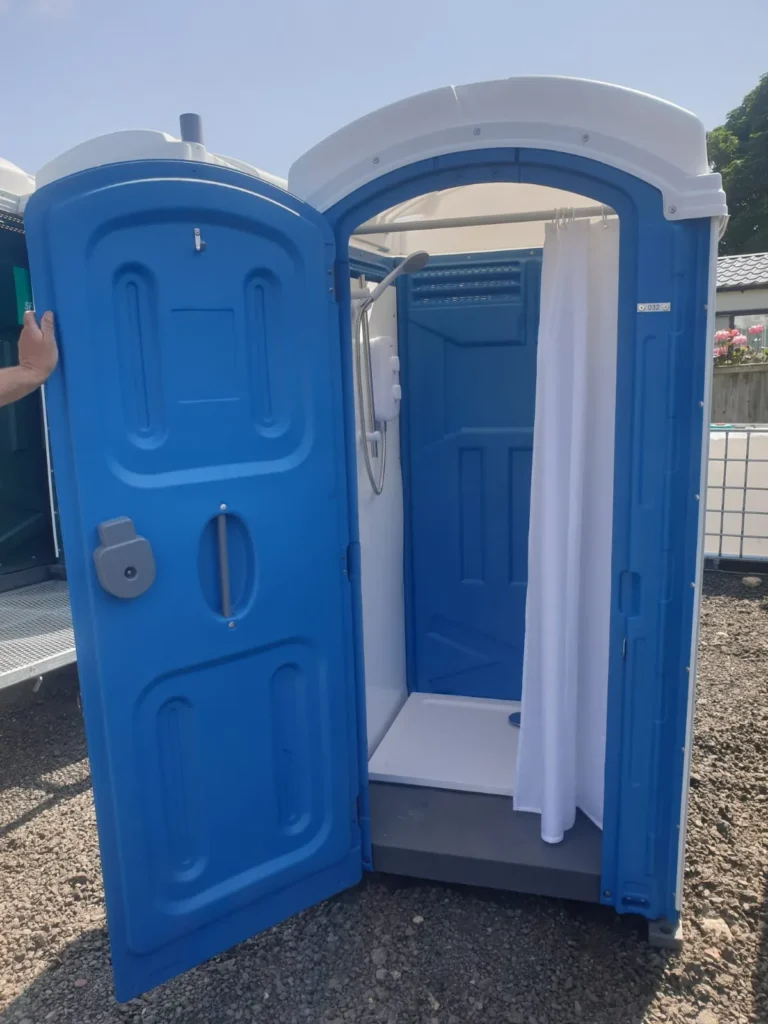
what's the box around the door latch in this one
[93,517,156,599]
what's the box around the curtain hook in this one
[601,205,609,229]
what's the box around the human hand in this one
[18,310,58,385]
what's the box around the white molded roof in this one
[0,157,34,214]
[289,76,726,221]
[34,130,287,192]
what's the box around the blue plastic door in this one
[24,164,361,1000]
[399,251,541,701]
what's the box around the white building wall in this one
[716,287,768,315]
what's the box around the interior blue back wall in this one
[397,249,542,702]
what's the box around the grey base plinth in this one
[369,782,602,903]
[648,917,684,950]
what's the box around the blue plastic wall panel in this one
[398,251,541,700]
[603,210,711,921]
[23,161,362,1000]
[348,244,393,283]
[325,148,709,920]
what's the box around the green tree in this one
[708,74,768,255]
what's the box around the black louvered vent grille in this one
[410,262,523,306]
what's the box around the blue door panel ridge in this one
[23,161,362,1000]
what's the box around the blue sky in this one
[3,0,768,178]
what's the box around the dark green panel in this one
[0,212,55,576]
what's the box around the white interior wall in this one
[353,281,408,755]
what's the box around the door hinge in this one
[343,542,360,581]
[330,263,340,302]
[622,637,627,660]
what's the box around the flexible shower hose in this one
[353,297,387,495]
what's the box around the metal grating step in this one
[0,580,75,690]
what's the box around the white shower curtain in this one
[514,217,619,843]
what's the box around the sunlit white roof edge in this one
[31,130,287,197]
[288,76,726,221]
[0,157,35,214]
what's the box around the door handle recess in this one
[217,513,232,619]
[93,517,156,599]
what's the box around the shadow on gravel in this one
[0,773,92,841]
[1,664,674,1024]
[756,879,768,1022]
[0,668,90,839]
[1,876,672,1024]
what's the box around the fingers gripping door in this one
[23,167,361,1000]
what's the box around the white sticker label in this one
[637,302,671,312]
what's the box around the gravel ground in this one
[1,570,768,1024]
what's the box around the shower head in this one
[365,250,430,305]
[397,250,430,274]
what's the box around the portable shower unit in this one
[22,77,726,1001]
[0,160,74,697]
[0,159,58,585]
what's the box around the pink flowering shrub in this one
[714,325,768,366]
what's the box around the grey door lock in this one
[93,517,156,599]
